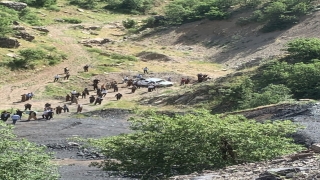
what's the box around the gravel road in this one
[13,109,136,180]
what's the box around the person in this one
[24,103,32,110]
[101,88,107,97]
[64,67,69,74]
[66,94,71,101]
[180,78,186,86]
[89,95,95,104]
[148,84,154,92]
[131,85,137,93]
[16,109,23,119]
[143,67,149,74]
[63,104,69,113]
[42,109,49,119]
[77,104,83,113]
[137,74,142,79]
[123,76,129,83]
[1,111,10,122]
[46,109,54,120]
[94,96,103,105]
[54,74,60,82]
[56,106,63,114]
[64,72,70,80]
[27,111,37,121]
[11,114,20,125]
[84,65,89,72]
[71,90,77,95]
[168,77,172,82]
[115,93,122,100]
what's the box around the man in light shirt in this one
[11,114,20,125]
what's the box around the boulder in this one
[79,38,112,46]
[0,1,27,11]
[0,37,20,48]
[32,26,49,33]
[15,31,35,41]
[311,143,320,153]
[86,26,101,30]
[12,25,25,30]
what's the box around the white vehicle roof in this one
[145,78,163,82]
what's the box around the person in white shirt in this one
[101,89,107,97]
[54,74,60,82]
[143,67,149,74]
[11,114,20,125]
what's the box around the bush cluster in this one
[85,110,303,179]
[6,46,67,70]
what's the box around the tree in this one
[285,38,320,63]
[0,122,59,179]
[85,110,304,179]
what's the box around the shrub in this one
[46,5,60,11]
[85,110,303,179]
[18,0,56,7]
[0,122,59,179]
[18,8,43,26]
[104,0,154,14]
[122,18,136,29]
[69,0,97,9]
[284,38,320,63]
[0,5,18,37]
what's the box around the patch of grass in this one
[101,99,138,109]
[43,84,70,99]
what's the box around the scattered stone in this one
[77,8,84,12]
[79,38,112,46]
[12,25,25,30]
[86,26,101,30]
[54,18,65,22]
[0,1,27,11]
[6,53,18,58]
[32,26,49,33]
[15,30,35,41]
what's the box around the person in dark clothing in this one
[115,93,123,100]
[16,109,23,119]
[1,111,10,122]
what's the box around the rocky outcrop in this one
[79,38,112,46]
[15,31,35,41]
[170,151,319,180]
[137,51,173,62]
[0,37,20,48]
[0,1,27,11]
[32,26,49,33]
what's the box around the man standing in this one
[143,67,149,74]
[11,114,20,125]
[16,109,23,119]
[63,104,69,113]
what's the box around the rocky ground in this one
[12,109,136,180]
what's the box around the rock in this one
[79,38,112,46]
[86,26,101,30]
[311,143,320,153]
[15,31,35,41]
[0,1,27,11]
[54,18,65,22]
[0,37,20,48]
[67,142,79,146]
[32,26,49,33]
[77,8,84,12]
[6,53,18,58]
[136,51,173,62]
[12,26,25,30]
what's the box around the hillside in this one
[1,0,320,179]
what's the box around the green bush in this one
[62,18,82,24]
[19,8,43,26]
[69,0,97,9]
[122,18,136,29]
[0,5,18,37]
[284,38,320,63]
[46,5,60,11]
[85,110,303,179]
[0,122,59,179]
[18,0,56,7]
[104,0,154,14]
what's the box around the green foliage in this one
[122,18,136,29]
[69,0,97,9]
[164,0,231,24]
[110,53,137,62]
[7,47,67,70]
[62,18,82,24]
[0,122,59,179]
[18,0,56,7]
[284,38,320,63]
[104,0,155,14]
[19,8,43,26]
[46,5,60,11]
[234,0,314,32]
[0,5,19,37]
[260,60,320,99]
[86,110,303,179]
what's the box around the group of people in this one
[54,67,71,82]
[21,92,34,102]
